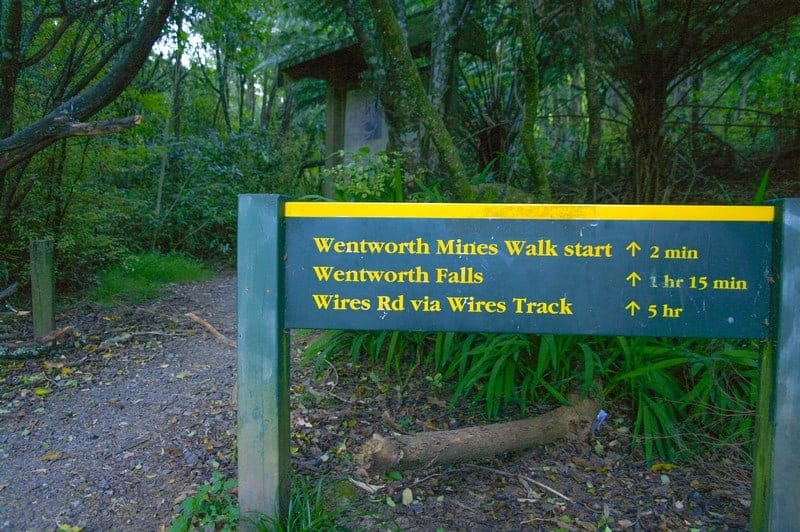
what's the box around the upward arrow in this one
[626,272,642,287]
[625,301,640,316]
[626,241,641,257]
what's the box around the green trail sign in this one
[284,203,772,338]
[237,195,800,531]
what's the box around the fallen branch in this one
[185,312,236,348]
[99,330,172,348]
[2,306,30,317]
[356,395,599,474]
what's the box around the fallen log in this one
[356,395,599,474]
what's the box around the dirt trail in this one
[1,275,238,530]
[1,272,753,530]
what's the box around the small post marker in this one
[29,238,55,340]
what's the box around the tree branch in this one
[0,0,175,172]
[63,115,142,137]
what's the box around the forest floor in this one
[0,273,753,531]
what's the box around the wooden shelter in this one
[280,9,487,160]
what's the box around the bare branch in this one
[0,283,18,301]
[0,0,175,172]
[63,115,143,137]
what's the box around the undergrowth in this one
[170,473,351,532]
[303,330,762,463]
[170,472,238,532]
[90,252,211,306]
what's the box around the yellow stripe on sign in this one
[284,202,775,222]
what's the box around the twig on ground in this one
[323,359,360,403]
[322,358,340,391]
[452,500,479,514]
[39,326,74,344]
[184,312,236,348]
[2,305,29,316]
[381,411,409,434]
[103,436,150,459]
[99,331,173,348]
[408,472,445,489]
[463,463,574,503]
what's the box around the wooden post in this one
[29,238,55,340]
[752,198,800,530]
[236,195,289,524]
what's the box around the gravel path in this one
[1,274,238,530]
[1,272,753,530]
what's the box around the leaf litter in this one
[1,273,752,530]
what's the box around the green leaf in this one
[753,170,770,205]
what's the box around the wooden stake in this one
[29,239,55,340]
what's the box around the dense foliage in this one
[2,1,797,289]
[1,0,798,461]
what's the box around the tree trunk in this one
[237,71,246,131]
[687,71,704,161]
[365,0,471,198]
[736,71,751,120]
[515,0,550,202]
[389,0,408,38]
[629,86,668,203]
[0,0,22,140]
[425,0,471,174]
[356,396,599,473]
[246,74,256,127]
[793,65,800,154]
[577,0,603,202]
[359,0,423,170]
[430,0,471,118]
[280,85,294,136]
[0,0,23,242]
[215,44,233,135]
[155,6,184,244]
[44,140,68,239]
[261,68,280,130]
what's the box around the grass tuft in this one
[90,252,211,306]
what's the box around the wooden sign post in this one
[237,195,798,530]
[29,238,55,340]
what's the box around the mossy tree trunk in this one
[515,0,551,202]
[576,0,603,203]
[628,83,669,203]
[425,0,472,176]
[350,0,473,200]
[344,0,421,170]
[429,0,472,120]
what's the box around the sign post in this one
[237,195,796,529]
[752,199,800,530]
[237,195,289,521]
